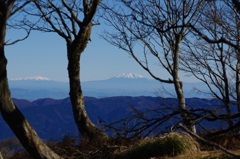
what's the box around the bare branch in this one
[9,1,32,18]
[82,0,102,25]
[4,27,31,45]
[190,24,240,52]
[179,123,240,158]
[62,0,81,26]
[33,1,69,40]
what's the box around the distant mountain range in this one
[0,96,227,140]
[114,73,144,79]
[8,73,213,101]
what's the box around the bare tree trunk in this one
[232,0,240,12]
[67,25,106,140]
[220,52,233,127]
[173,35,196,133]
[0,8,62,159]
[236,55,240,131]
[0,49,62,159]
[174,76,196,133]
[237,57,240,113]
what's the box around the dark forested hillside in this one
[0,96,233,140]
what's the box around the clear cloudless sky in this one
[4,14,198,83]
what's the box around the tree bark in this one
[232,0,240,12]
[174,71,196,133]
[0,44,62,159]
[237,54,240,114]
[0,2,62,158]
[67,24,106,140]
[173,34,196,133]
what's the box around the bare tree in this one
[22,0,106,139]
[190,0,240,51]
[101,0,208,133]
[0,1,62,158]
[181,1,240,133]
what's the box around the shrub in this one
[114,132,199,159]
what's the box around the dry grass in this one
[114,132,200,159]
[10,134,134,159]
[198,131,240,151]
[7,131,240,159]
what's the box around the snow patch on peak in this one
[116,73,144,79]
[11,76,51,81]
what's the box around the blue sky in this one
[5,17,198,83]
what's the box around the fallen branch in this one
[178,123,240,158]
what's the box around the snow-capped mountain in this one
[7,74,211,100]
[10,76,51,81]
[115,73,144,79]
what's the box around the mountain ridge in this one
[9,73,148,82]
[10,76,52,81]
[114,73,144,79]
[8,73,212,101]
[0,96,229,140]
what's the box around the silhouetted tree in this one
[181,0,240,134]
[23,0,106,139]
[0,1,62,158]
[100,0,208,133]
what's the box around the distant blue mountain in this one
[0,96,232,140]
[8,73,213,101]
